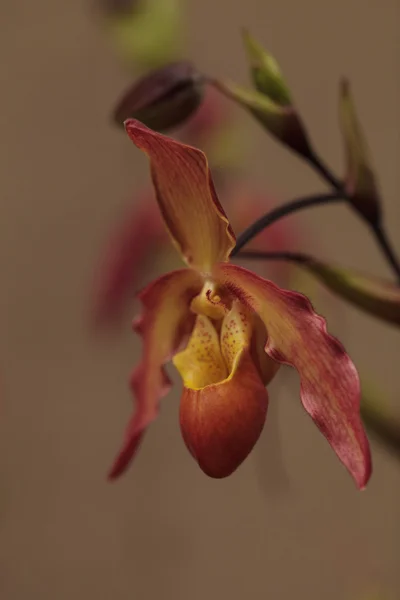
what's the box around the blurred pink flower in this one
[180,86,232,146]
[224,182,300,282]
[92,191,166,326]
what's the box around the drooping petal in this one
[174,303,269,478]
[92,191,167,326]
[124,119,236,272]
[108,268,202,479]
[215,263,371,489]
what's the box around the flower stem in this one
[371,224,400,281]
[306,150,343,190]
[231,193,343,257]
[307,149,400,283]
[236,249,309,263]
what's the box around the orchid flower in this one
[108,119,371,489]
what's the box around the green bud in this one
[113,62,204,131]
[242,30,292,106]
[105,0,183,70]
[339,78,381,226]
[211,79,312,159]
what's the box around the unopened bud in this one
[339,78,381,226]
[113,61,204,131]
[242,30,292,106]
[211,79,312,159]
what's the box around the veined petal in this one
[108,268,202,479]
[215,263,371,489]
[174,303,268,477]
[125,119,236,272]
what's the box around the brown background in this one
[0,0,399,598]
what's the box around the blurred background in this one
[0,0,399,598]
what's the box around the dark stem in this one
[236,249,309,263]
[371,224,400,281]
[308,150,400,283]
[232,193,343,256]
[208,74,400,278]
[307,149,344,191]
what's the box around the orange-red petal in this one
[215,263,371,489]
[179,351,268,477]
[124,119,236,272]
[108,268,202,479]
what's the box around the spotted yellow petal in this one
[174,302,269,478]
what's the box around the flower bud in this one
[242,30,292,106]
[113,61,204,131]
[212,79,312,159]
[339,78,381,226]
[103,0,183,70]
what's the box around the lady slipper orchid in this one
[109,118,371,488]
